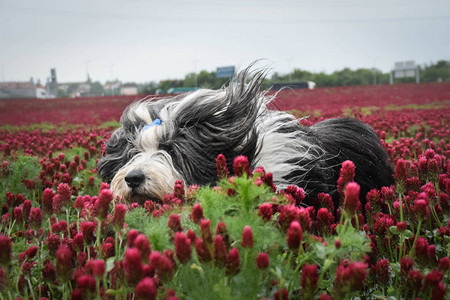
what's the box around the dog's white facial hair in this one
[108,111,183,203]
[110,151,182,203]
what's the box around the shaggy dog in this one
[97,68,394,209]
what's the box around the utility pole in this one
[369,56,380,85]
[286,58,293,82]
[191,60,198,88]
[1,65,5,82]
[83,60,91,82]
[110,64,115,95]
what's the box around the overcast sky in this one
[1,0,449,84]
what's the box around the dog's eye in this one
[161,144,175,157]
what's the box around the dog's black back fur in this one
[308,118,394,208]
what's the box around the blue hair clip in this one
[143,118,162,130]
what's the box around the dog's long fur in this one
[97,67,394,209]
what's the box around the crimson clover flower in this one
[241,225,254,248]
[344,182,360,216]
[258,203,273,222]
[381,186,396,205]
[317,192,334,212]
[399,256,414,277]
[13,206,23,223]
[226,247,240,275]
[149,251,174,282]
[394,158,408,182]
[57,183,72,203]
[73,233,84,252]
[135,277,157,300]
[80,221,96,244]
[195,238,212,263]
[76,275,96,295]
[52,195,63,215]
[90,259,106,278]
[95,189,113,220]
[424,269,444,291]
[127,229,140,247]
[135,234,152,261]
[112,204,127,230]
[396,221,407,232]
[200,219,213,244]
[124,248,143,286]
[214,235,227,268]
[278,205,300,230]
[413,198,430,221]
[22,199,31,220]
[438,256,450,272]
[47,233,61,256]
[25,245,38,260]
[173,180,185,201]
[316,207,334,236]
[285,185,306,206]
[56,244,73,282]
[405,270,423,295]
[191,203,204,224]
[373,259,390,287]
[301,263,319,295]
[168,214,183,232]
[174,232,192,264]
[233,155,251,177]
[28,207,43,230]
[274,287,289,300]
[256,252,269,270]
[298,207,313,232]
[216,154,229,179]
[334,261,368,295]
[42,260,56,282]
[337,160,355,200]
[287,220,303,251]
[187,229,197,245]
[216,221,231,249]
[102,237,115,258]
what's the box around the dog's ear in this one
[98,127,134,182]
[160,69,267,185]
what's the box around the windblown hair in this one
[98,67,394,208]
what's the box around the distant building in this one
[104,81,121,95]
[56,82,92,98]
[120,83,138,95]
[0,82,47,99]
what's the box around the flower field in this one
[0,82,449,299]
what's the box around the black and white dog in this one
[97,68,394,209]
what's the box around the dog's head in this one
[97,69,269,203]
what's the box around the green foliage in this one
[0,155,41,199]
[90,81,105,95]
[420,60,450,82]
[121,174,373,299]
[154,60,449,92]
[99,120,121,129]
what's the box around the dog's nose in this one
[125,169,145,189]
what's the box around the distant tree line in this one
[141,60,450,93]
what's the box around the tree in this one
[183,73,197,88]
[421,60,450,82]
[90,81,105,96]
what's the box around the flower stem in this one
[96,219,102,255]
[409,219,422,257]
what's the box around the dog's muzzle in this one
[125,169,145,189]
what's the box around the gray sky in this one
[1,0,449,84]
